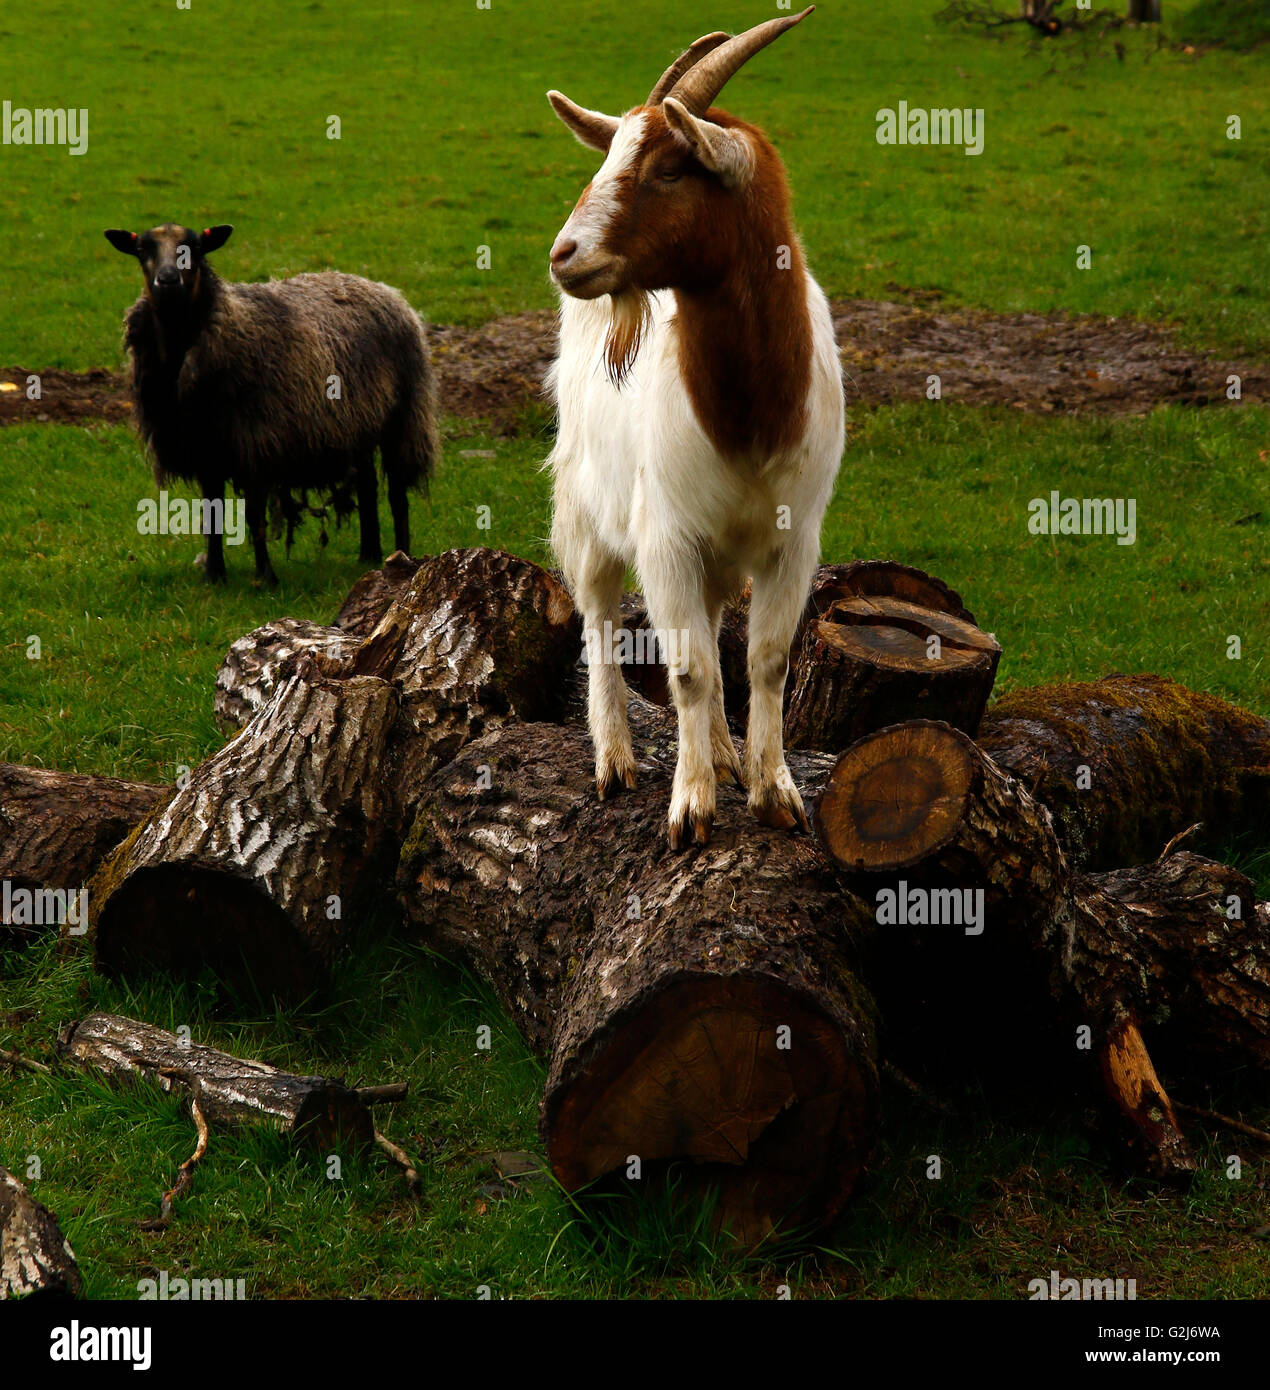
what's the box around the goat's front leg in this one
[643,560,720,849]
[574,547,637,799]
[746,546,818,832]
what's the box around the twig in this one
[375,1129,421,1195]
[357,1082,408,1104]
[1159,822,1203,860]
[142,1097,210,1230]
[0,1047,52,1075]
[883,1061,957,1115]
[1176,1101,1270,1148]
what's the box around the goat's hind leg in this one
[745,549,817,832]
[707,596,744,786]
[573,546,637,799]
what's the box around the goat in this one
[104,223,439,585]
[545,6,844,849]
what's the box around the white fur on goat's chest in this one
[549,287,840,572]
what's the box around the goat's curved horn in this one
[647,31,729,106]
[666,5,815,116]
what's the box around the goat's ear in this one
[547,91,618,153]
[104,229,139,256]
[200,224,233,254]
[662,99,753,188]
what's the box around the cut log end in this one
[543,977,874,1244]
[815,720,980,873]
[93,867,324,1002]
[785,598,1000,752]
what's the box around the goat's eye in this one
[657,166,682,183]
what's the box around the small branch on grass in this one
[141,1097,210,1231]
[375,1129,421,1196]
[357,1083,409,1104]
[1175,1102,1270,1148]
[0,1046,52,1075]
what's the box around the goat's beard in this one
[604,289,651,387]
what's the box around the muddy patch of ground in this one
[3,300,1264,431]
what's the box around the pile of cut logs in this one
[3,546,1269,1268]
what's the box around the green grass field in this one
[2,0,1269,1302]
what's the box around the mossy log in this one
[59,1012,375,1150]
[96,549,580,1001]
[397,696,879,1244]
[816,721,1270,1179]
[978,674,1270,871]
[0,764,167,944]
[0,1167,82,1299]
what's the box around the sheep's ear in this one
[200,224,233,254]
[104,229,139,256]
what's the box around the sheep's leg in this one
[574,546,637,800]
[202,480,226,585]
[357,456,382,564]
[246,488,278,588]
[708,597,744,786]
[388,477,410,557]
[643,559,719,849]
[745,546,817,833]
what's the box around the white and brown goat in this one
[545,7,845,848]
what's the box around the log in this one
[93,671,402,1001]
[978,674,1270,870]
[59,1012,374,1150]
[785,597,1001,751]
[0,764,166,944]
[0,1167,82,1299]
[815,721,1270,1178]
[98,548,580,1000]
[214,618,355,735]
[396,695,879,1244]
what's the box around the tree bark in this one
[0,763,166,892]
[396,696,879,1244]
[97,548,580,1002]
[785,597,1000,751]
[978,674,1270,870]
[59,1012,375,1150]
[0,1167,82,1299]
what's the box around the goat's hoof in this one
[751,785,810,834]
[253,571,280,590]
[203,567,227,586]
[667,810,713,852]
[596,758,638,801]
[714,748,745,786]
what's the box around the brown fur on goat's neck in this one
[671,118,812,462]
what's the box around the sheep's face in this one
[105,223,233,315]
